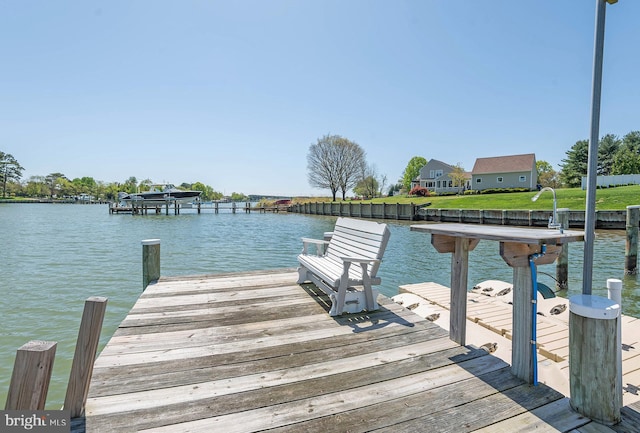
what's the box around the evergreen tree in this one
[560,140,589,187]
[0,152,24,198]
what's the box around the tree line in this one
[310,130,640,199]
[3,130,639,202]
[560,131,640,187]
[0,152,246,201]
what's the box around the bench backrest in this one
[326,217,391,277]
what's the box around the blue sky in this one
[1,1,638,197]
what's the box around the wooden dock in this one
[82,270,640,432]
[398,282,640,410]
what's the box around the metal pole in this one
[583,0,608,295]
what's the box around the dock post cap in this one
[141,239,161,245]
[570,294,619,320]
[607,278,622,290]
[626,205,640,209]
[607,278,623,306]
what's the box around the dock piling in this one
[5,340,57,410]
[142,239,161,290]
[556,208,570,290]
[569,294,621,425]
[625,205,640,274]
[64,296,108,418]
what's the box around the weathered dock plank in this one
[84,270,607,432]
[263,366,523,433]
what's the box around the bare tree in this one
[307,134,366,201]
[378,173,387,197]
[337,139,366,200]
[354,164,381,199]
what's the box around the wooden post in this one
[500,242,561,383]
[5,341,57,410]
[511,265,534,383]
[569,294,621,425]
[556,208,570,290]
[430,235,479,346]
[625,205,640,274]
[64,297,108,418]
[142,239,160,290]
[450,237,470,345]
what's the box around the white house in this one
[412,159,471,194]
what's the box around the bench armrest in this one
[340,257,380,265]
[301,237,330,255]
[339,257,381,281]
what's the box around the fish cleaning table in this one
[410,223,584,384]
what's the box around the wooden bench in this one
[297,217,391,316]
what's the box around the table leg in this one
[450,237,470,345]
[512,265,534,383]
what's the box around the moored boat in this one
[118,184,201,206]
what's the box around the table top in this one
[410,223,585,245]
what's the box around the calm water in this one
[2,203,640,409]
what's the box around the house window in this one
[448,180,452,187]
[476,178,482,183]
[497,177,503,183]
[429,170,435,178]
[519,175,527,182]
[435,169,443,178]
[437,181,441,188]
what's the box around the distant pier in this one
[108,201,277,215]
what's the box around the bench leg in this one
[360,263,376,311]
[296,266,309,284]
[328,293,339,316]
[334,273,349,316]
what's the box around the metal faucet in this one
[532,187,562,230]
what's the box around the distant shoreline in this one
[0,199,108,204]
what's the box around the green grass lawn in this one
[363,185,640,211]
